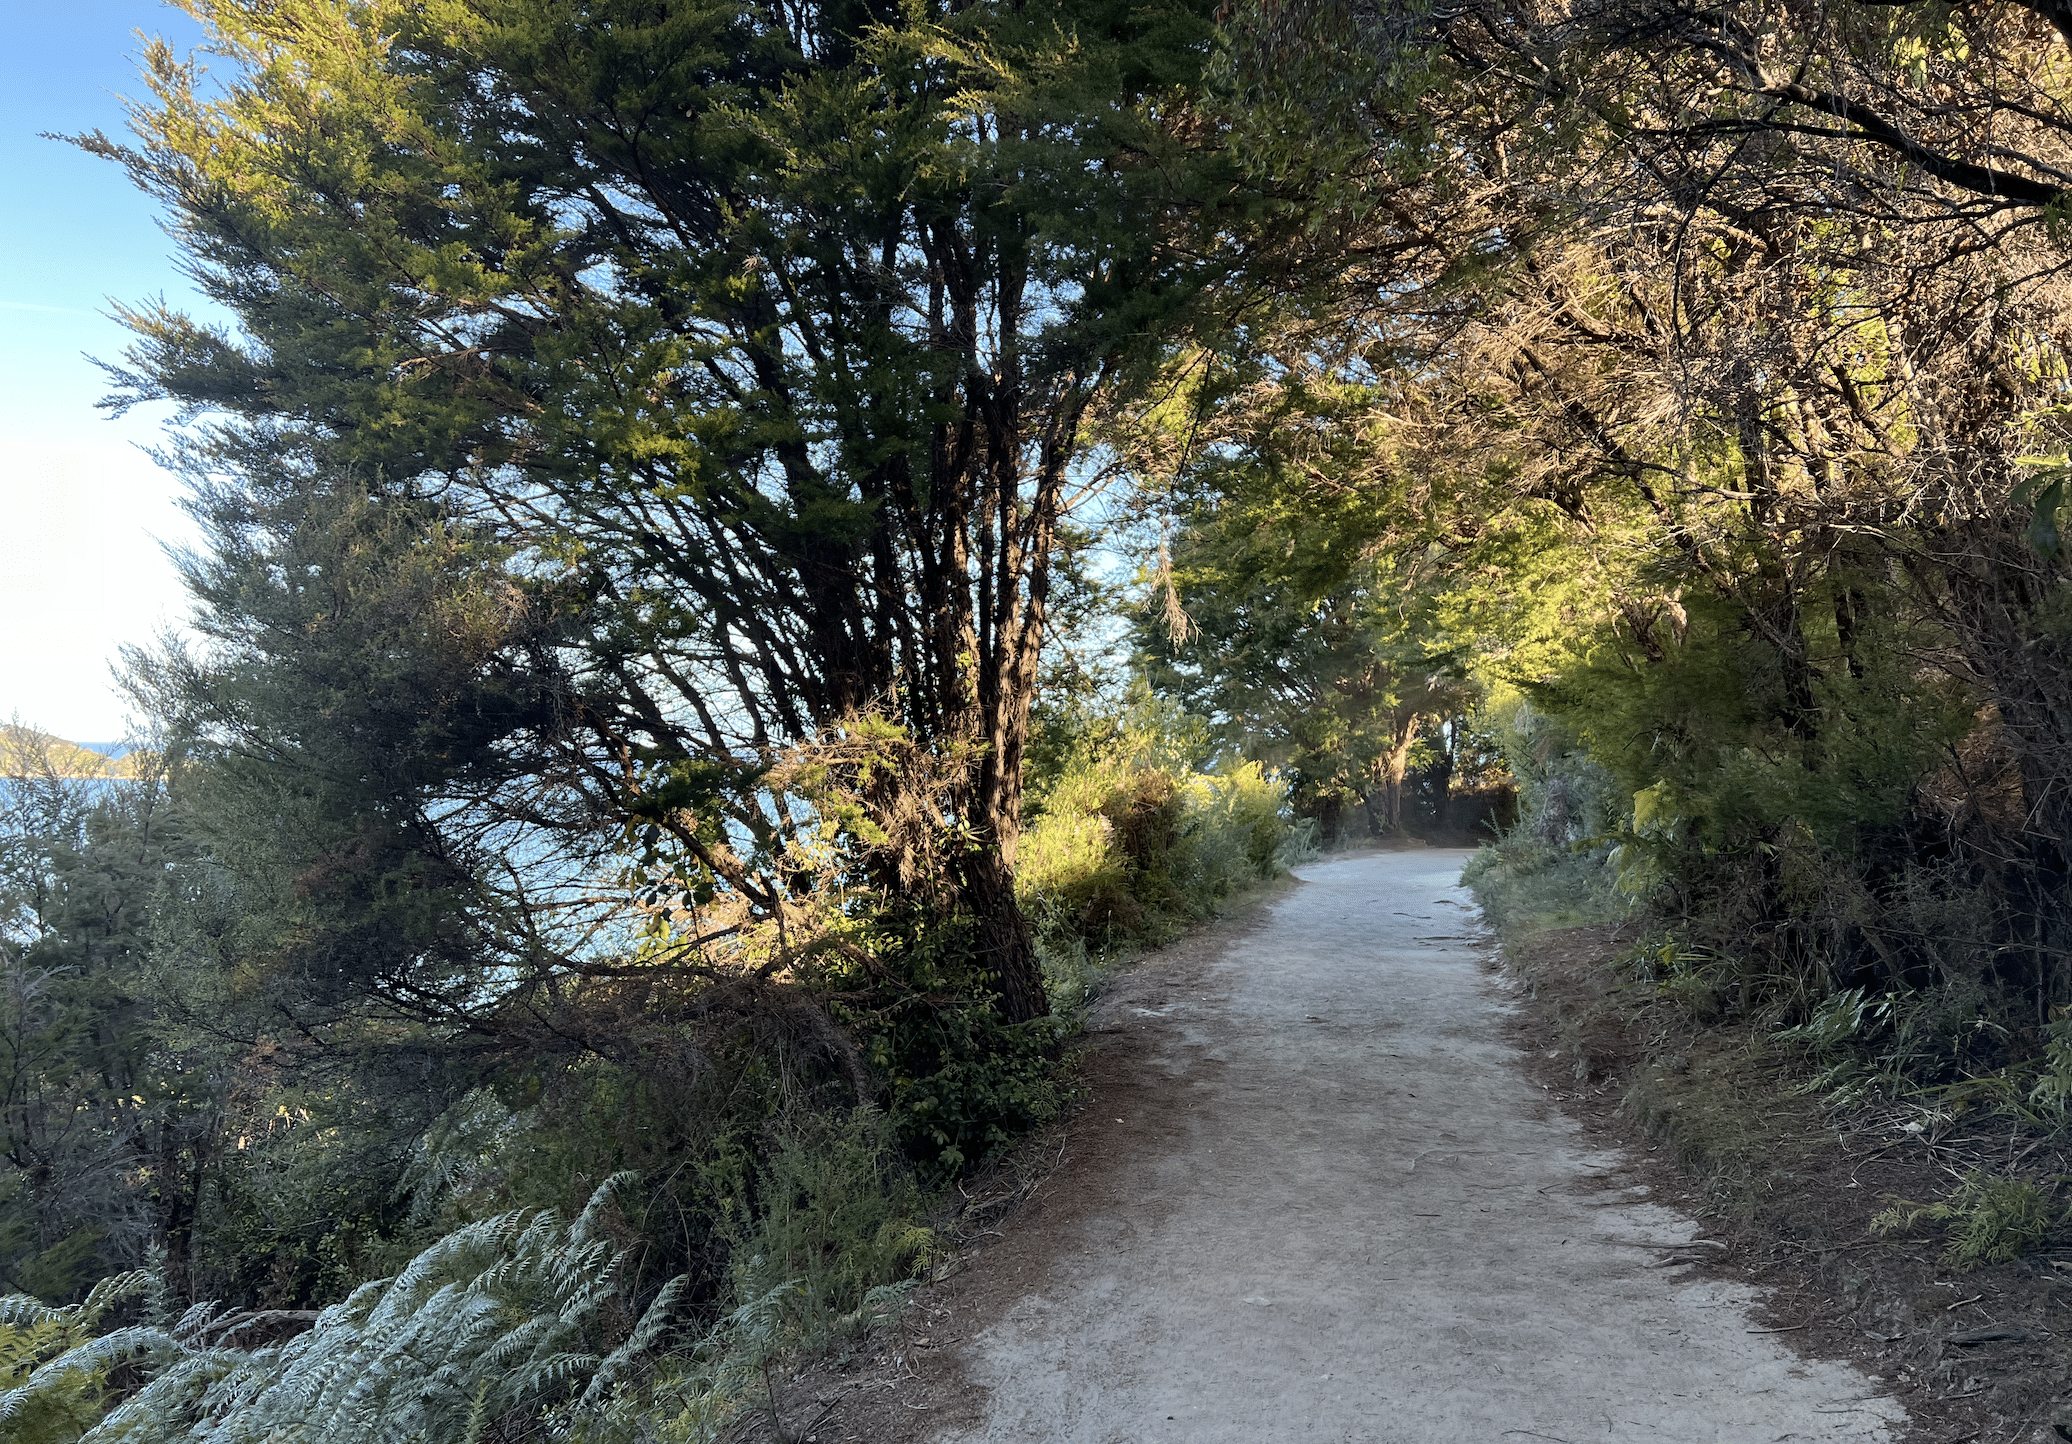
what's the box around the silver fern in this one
[2,1175,695,1444]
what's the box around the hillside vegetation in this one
[0,727,138,780]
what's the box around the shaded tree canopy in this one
[86,0,1235,1034]
[1187,0,2072,1024]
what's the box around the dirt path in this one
[929,851,1907,1443]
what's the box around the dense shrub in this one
[1459,694,1631,937]
[1017,689,1305,960]
[1466,631,2072,1264]
[814,919,1068,1176]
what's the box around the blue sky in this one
[0,1,212,742]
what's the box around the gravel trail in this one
[937,850,1905,1443]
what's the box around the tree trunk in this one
[1376,715,1425,835]
[1311,793,1344,849]
[966,849,1047,1025]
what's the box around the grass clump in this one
[727,1108,937,1351]
[1871,1169,2065,1268]
[1460,833,1629,939]
[1625,1038,1820,1204]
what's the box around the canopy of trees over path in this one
[6,0,2072,1432]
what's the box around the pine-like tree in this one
[86,0,1227,1030]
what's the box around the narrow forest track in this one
[925,851,1906,1443]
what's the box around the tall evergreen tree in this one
[87,0,1226,1028]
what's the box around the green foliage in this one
[1129,431,1482,835]
[0,729,217,1303]
[1461,835,1628,939]
[0,1273,153,1444]
[46,0,2072,1407]
[183,1082,430,1312]
[2032,1019,2072,1119]
[1018,690,1300,955]
[1205,0,2072,1128]
[1538,582,1973,865]
[1769,988,2072,1138]
[830,925,1066,1177]
[1033,934,1111,1018]
[1460,699,1631,935]
[128,483,561,1037]
[1476,693,1624,847]
[7,0,1248,1329]
[1022,763,1186,940]
[1476,536,2040,1058]
[394,1002,922,1318]
[0,1132,946,1443]
[2,1178,690,1444]
[727,1110,934,1351]
[93,0,1240,1044]
[1871,1170,2065,1269]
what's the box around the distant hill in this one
[0,727,143,780]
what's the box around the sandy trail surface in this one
[936,851,1905,1443]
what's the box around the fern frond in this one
[173,1301,221,1340]
[47,1191,662,1443]
[76,1272,151,1331]
[570,1172,641,1246]
[576,1274,690,1414]
[0,1296,69,1330]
